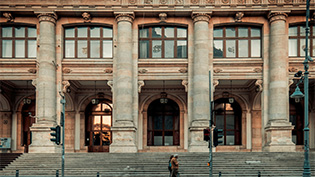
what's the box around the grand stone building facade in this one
[0,0,315,153]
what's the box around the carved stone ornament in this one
[268,12,288,23]
[138,69,148,74]
[107,80,113,92]
[213,68,222,73]
[235,12,244,22]
[175,0,183,4]
[192,13,211,23]
[182,80,188,92]
[191,0,199,4]
[255,79,263,92]
[32,79,37,88]
[37,13,58,24]
[63,68,72,73]
[222,0,229,4]
[129,0,137,4]
[252,0,261,3]
[253,68,262,73]
[104,68,113,73]
[138,81,145,93]
[28,68,37,74]
[213,79,219,92]
[268,0,276,3]
[159,13,167,22]
[179,68,188,73]
[288,67,298,72]
[82,12,91,23]
[115,13,135,23]
[62,81,70,93]
[3,12,14,22]
[160,0,167,4]
[288,79,294,87]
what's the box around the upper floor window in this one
[214,26,261,58]
[289,25,315,57]
[1,26,37,58]
[64,26,112,59]
[139,26,187,59]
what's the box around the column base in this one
[29,123,60,153]
[188,127,208,152]
[110,126,137,153]
[264,121,295,152]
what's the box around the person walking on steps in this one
[171,154,179,177]
[168,155,174,177]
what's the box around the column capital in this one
[115,12,135,23]
[268,11,288,23]
[191,12,211,23]
[37,13,58,24]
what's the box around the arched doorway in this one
[85,100,112,152]
[21,100,35,153]
[289,100,304,145]
[214,98,242,145]
[147,99,180,146]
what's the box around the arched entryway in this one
[289,100,304,145]
[214,98,242,145]
[21,100,35,153]
[85,99,112,152]
[147,99,180,146]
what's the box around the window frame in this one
[138,24,188,59]
[63,24,113,59]
[213,25,262,58]
[0,24,37,59]
[288,23,315,57]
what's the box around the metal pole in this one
[303,1,311,176]
[59,92,66,177]
[56,169,59,177]
[209,70,213,177]
[15,170,19,177]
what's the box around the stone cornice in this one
[37,13,58,24]
[115,13,135,23]
[191,12,211,23]
[268,12,288,23]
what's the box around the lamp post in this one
[290,0,312,176]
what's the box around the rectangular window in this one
[139,26,188,59]
[64,26,113,59]
[289,25,314,57]
[214,26,261,58]
[1,26,37,58]
[289,39,298,57]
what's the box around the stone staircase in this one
[0,153,22,170]
[0,152,315,177]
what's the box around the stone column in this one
[265,12,295,152]
[29,13,58,153]
[189,13,211,152]
[110,12,137,153]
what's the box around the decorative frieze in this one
[222,0,229,4]
[82,12,91,23]
[104,68,113,73]
[191,0,199,4]
[213,68,222,73]
[179,68,188,73]
[62,80,70,93]
[288,67,298,72]
[235,12,244,22]
[115,13,135,23]
[138,69,148,74]
[160,0,167,4]
[63,68,72,73]
[268,12,288,23]
[253,68,262,73]
[252,0,261,3]
[191,13,211,23]
[3,12,14,22]
[37,13,58,24]
[28,68,37,74]
[129,0,137,4]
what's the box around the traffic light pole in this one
[208,71,213,177]
[59,92,65,177]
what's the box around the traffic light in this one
[203,128,210,141]
[50,125,60,145]
[213,127,223,147]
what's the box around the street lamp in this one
[290,0,313,176]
